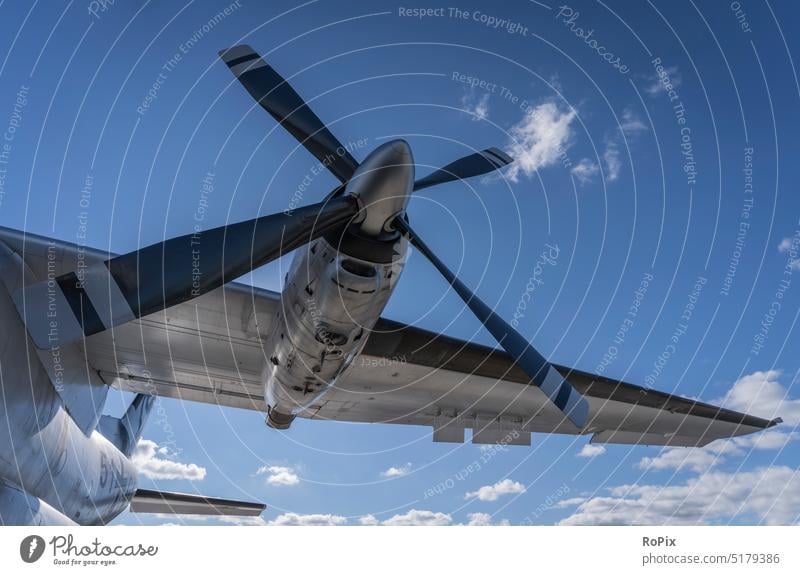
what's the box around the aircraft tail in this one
[97,393,156,457]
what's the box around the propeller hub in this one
[345,139,414,238]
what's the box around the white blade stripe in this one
[80,263,136,330]
[230,58,267,77]
[12,282,85,349]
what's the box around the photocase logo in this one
[19,535,45,563]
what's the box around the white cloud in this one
[149,513,210,523]
[358,514,379,525]
[466,512,492,526]
[218,516,267,526]
[199,511,349,526]
[594,108,644,186]
[716,370,800,425]
[557,497,590,508]
[560,466,800,525]
[638,447,722,474]
[736,429,797,450]
[381,463,412,478]
[571,159,599,185]
[465,479,526,502]
[363,510,511,526]
[645,65,682,97]
[603,140,622,182]
[461,92,490,121]
[548,73,564,93]
[561,370,800,526]
[466,512,510,526]
[268,513,347,526]
[132,439,206,481]
[577,444,607,458]
[637,427,795,475]
[257,465,300,486]
[382,509,453,526]
[777,237,800,270]
[505,102,576,182]
[619,108,648,135]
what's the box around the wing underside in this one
[305,319,780,446]
[2,226,779,448]
[0,226,273,413]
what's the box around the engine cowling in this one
[261,236,405,428]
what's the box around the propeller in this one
[220,45,359,184]
[14,196,360,349]
[16,45,519,363]
[221,45,514,193]
[392,217,589,428]
[413,147,513,191]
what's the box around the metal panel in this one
[433,415,464,443]
[591,430,714,447]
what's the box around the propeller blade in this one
[413,147,513,191]
[393,217,588,428]
[14,196,359,349]
[220,45,359,184]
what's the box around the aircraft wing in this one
[0,226,274,413]
[1,226,779,447]
[85,281,275,413]
[306,319,780,446]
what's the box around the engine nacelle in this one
[261,236,405,428]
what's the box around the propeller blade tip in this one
[486,147,513,166]
[219,44,257,63]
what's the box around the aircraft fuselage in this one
[0,242,138,525]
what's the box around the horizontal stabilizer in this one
[130,489,265,517]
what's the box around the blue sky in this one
[2,0,800,525]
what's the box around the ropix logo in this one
[19,535,45,563]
